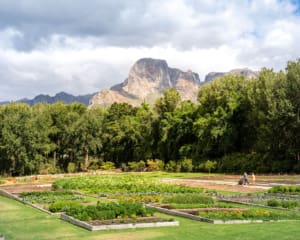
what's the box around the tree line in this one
[1,60,300,176]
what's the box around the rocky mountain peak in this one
[122,58,173,98]
[130,58,169,82]
[89,58,201,107]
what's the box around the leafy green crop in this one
[65,202,156,221]
[48,200,80,212]
[199,208,300,221]
[161,193,214,204]
[52,174,204,194]
[268,186,300,194]
[19,191,83,204]
[267,199,299,209]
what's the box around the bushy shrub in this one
[128,160,146,171]
[121,163,129,172]
[165,160,180,172]
[267,199,280,207]
[39,162,61,175]
[100,161,115,171]
[180,158,193,172]
[198,160,217,174]
[88,157,102,170]
[67,162,76,173]
[146,159,164,171]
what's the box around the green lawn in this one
[1,196,300,240]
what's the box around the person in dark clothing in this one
[243,172,249,185]
[238,172,250,185]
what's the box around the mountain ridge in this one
[1,59,259,107]
[0,92,96,106]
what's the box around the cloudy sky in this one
[1,0,300,101]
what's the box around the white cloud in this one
[0,28,23,48]
[0,0,300,101]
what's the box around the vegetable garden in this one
[17,175,300,227]
[1,173,300,239]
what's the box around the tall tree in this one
[0,103,31,175]
[25,103,55,173]
[194,75,248,159]
[285,60,300,170]
[247,69,294,171]
[154,89,181,161]
[72,108,104,170]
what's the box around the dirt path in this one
[162,174,300,193]
[0,183,52,194]
[188,175,300,184]
[162,179,269,193]
[1,173,299,195]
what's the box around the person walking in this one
[251,173,256,184]
[243,172,249,185]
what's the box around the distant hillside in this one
[204,68,259,83]
[0,92,96,106]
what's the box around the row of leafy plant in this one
[161,193,214,204]
[19,191,83,204]
[52,175,204,194]
[267,199,300,209]
[49,200,80,212]
[199,208,300,221]
[107,194,162,203]
[107,193,215,205]
[65,202,156,221]
[268,186,300,194]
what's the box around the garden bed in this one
[219,190,300,211]
[16,190,101,213]
[149,195,300,224]
[52,175,205,194]
[61,213,179,231]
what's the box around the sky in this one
[1,0,300,101]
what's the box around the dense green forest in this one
[1,60,300,176]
